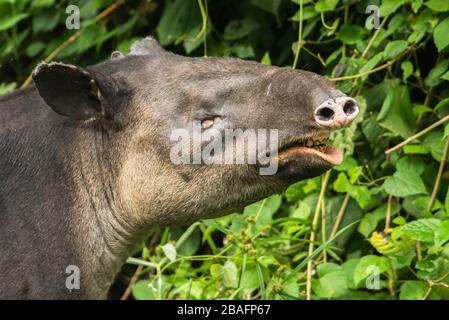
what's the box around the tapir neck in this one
[69,122,147,299]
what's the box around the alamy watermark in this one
[65,265,80,291]
[170,123,279,175]
[65,5,80,30]
[365,265,381,290]
[365,5,381,30]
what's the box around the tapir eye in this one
[201,117,215,128]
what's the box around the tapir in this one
[0,37,358,299]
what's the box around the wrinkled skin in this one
[0,38,353,299]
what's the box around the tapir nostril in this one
[315,97,359,128]
[343,100,356,115]
[316,106,334,121]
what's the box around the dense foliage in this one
[1,0,449,300]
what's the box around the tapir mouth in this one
[277,132,343,166]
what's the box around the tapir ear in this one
[129,37,167,56]
[32,62,107,121]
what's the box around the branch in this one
[20,0,127,88]
[292,0,303,69]
[385,114,449,155]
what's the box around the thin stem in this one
[321,194,327,263]
[21,0,127,88]
[329,58,395,81]
[306,171,330,300]
[320,12,334,30]
[120,265,143,300]
[292,0,303,69]
[385,196,392,230]
[385,114,449,155]
[361,17,387,59]
[427,136,449,211]
[329,193,350,239]
[191,0,208,57]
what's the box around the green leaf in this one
[358,204,389,238]
[445,187,449,213]
[434,17,449,52]
[244,194,281,226]
[156,0,201,46]
[423,131,446,161]
[0,13,29,31]
[26,41,45,58]
[210,264,223,279]
[443,124,449,139]
[32,10,60,34]
[315,0,339,12]
[282,276,299,298]
[261,52,271,65]
[396,155,425,175]
[434,220,449,247]
[250,0,282,15]
[411,0,424,12]
[403,144,429,154]
[0,82,16,96]
[442,70,449,81]
[425,0,449,12]
[177,228,201,256]
[413,104,433,117]
[377,85,416,138]
[384,171,427,197]
[161,243,177,262]
[401,61,414,81]
[384,40,408,60]
[333,172,351,193]
[316,263,342,277]
[399,281,428,300]
[380,0,405,16]
[291,202,311,220]
[349,186,374,209]
[425,59,449,87]
[132,280,156,300]
[313,267,349,299]
[337,25,364,44]
[401,218,442,243]
[223,260,238,288]
[335,156,357,172]
[359,53,383,78]
[239,265,259,289]
[353,255,390,286]
[224,19,259,41]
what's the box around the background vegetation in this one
[1,0,449,300]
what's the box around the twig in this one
[427,136,449,211]
[329,58,395,81]
[292,0,303,69]
[120,265,143,300]
[20,0,127,88]
[422,285,433,300]
[385,196,392,230]
[189,0,208,57]
[329,193,350,238]
[306,171,330,300]
[385,114,449,155]
[361,17,387,59]
[320,12,334,30]
[330,47,414,82]
[321,194,327,263]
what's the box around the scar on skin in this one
[266,83,272,96]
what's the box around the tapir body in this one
[0,38,358,299]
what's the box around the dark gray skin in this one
[0,38,358,299]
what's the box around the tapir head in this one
[32,38,358,226]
